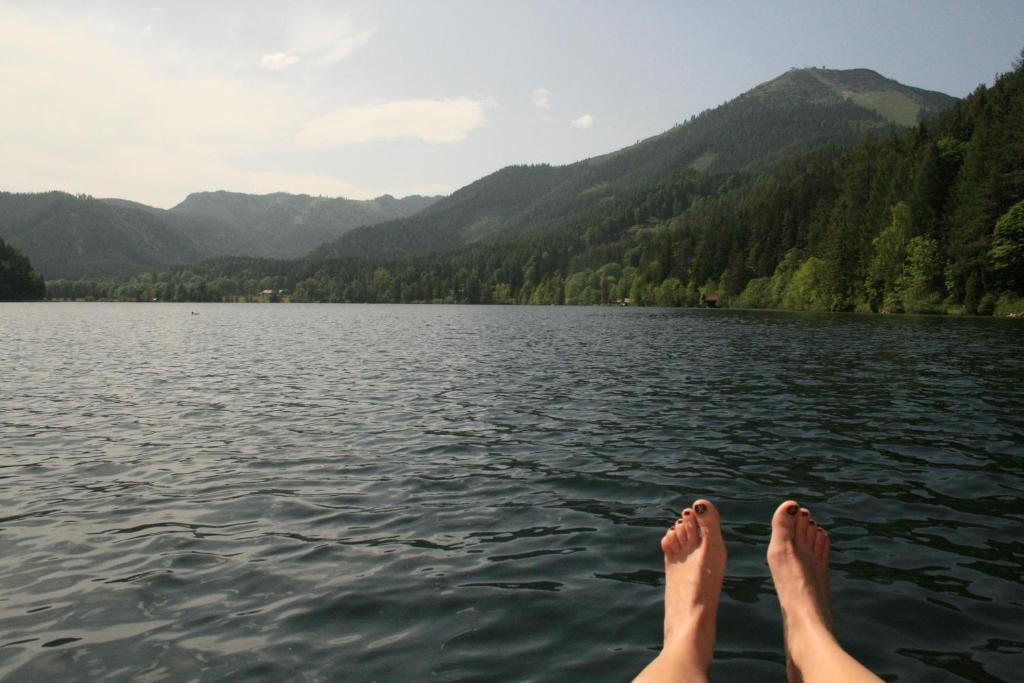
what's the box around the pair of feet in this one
[636,500,879,683]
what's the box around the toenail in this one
[683,509,691,516]
[810,520,816,526]
[800,509,810,516]
[786,505,798,515]
[694,503,707,515]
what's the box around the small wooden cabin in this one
[703,292,719,308]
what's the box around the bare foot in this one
[634,499,727,683]
[768,501,880,683]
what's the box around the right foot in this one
[634,499,727,683]
[767,501,833,681]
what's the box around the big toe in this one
[770,499,800,544]
[692,498,722,543]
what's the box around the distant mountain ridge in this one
[171,191,439,259]
[0,190,440,279]
[2,67,957,280]
[0,192,212,279]
[312,67,956,262]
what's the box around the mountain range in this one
[310,68,956,261]
[1,67,956,280]
[0,190,438,279]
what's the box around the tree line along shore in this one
[15,57,1024,315]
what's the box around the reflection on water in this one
[1,303,1022,681]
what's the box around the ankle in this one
[654,645,711,682]
[661,622,716,677]
[664,604,714,643]
[785,615,836,664]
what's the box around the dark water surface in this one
[1,303,1022,682]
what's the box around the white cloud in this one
[0,6,467,207]
[286,16,373,67]
[570,113,594,129]
[0,6,329,206]
[260,51,301,70]
[256,17,371,73]
[297,98,489,146]
[531,88,551,109]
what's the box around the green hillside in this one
[172,191,439,259]
[313,68,955,262]
[55,55,1024,315]
[0,192,212,279]
[0,190,439,279]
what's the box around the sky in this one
[1,1,1022,208]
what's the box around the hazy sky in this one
[2,1,1021,208]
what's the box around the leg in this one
[767,500,882,683]
[634,499,727,683]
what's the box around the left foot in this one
[635,499,728,682]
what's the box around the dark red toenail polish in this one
[810,520,816,526]
[683,509,691,516]
[786,505,798,515]
[694,503,707,515]
[801,509,810,516]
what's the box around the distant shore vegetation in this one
[43,55,1024,317]
[0,239,45,301]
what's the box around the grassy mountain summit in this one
[752,67,956,126]
[313,67,955,263]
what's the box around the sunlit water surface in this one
[1,303,1022,682]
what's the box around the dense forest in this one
[0,239,45,301]
[46,56,1024,315]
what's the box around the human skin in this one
[634,499,882,683]
[633,499,726,683]
[767,500,881,683]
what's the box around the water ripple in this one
[0,303,1022,681]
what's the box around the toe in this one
[665,526,684,559]
[673,515,690,547]
[812,526,825,554]
[818,529,831,560]
[770,500,800,544]
[680,509,699,550]
[661,529,675,558]
[692,498,721,543]
[795,507,813,547]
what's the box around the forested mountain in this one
[313,68,955,262]
[100,197,250,258]
[0,238,45,300]
[48,54,1024,316]
[171,191,439,258]
[0,190,439,279]
[0,192,218,279]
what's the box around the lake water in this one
[1,303,1022,682]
